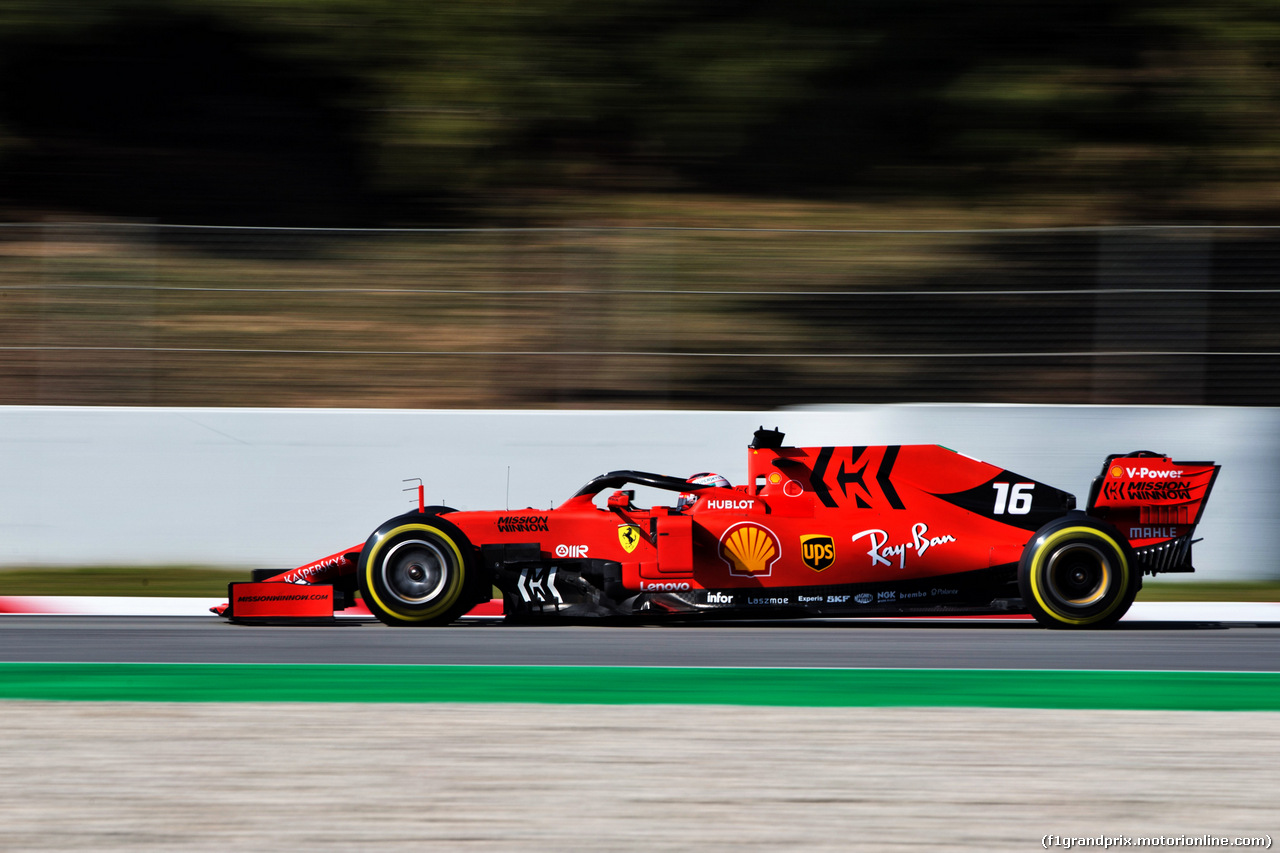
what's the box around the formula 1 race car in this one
[217,428,1219,629]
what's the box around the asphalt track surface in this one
[2,616,1278,670]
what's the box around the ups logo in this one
[800,534,835,572]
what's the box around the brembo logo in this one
[706,499,755,510]
[642,581,691,592]
[497,515,549,533]
[554,544,589,558]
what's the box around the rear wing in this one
[1086,451,1220,574]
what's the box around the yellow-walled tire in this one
[357,515,477,627]
[1017,516,1139,629]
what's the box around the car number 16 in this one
[992,482,1034,515]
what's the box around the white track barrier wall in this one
[0,405,1273,579]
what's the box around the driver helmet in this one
[677,472,730,510]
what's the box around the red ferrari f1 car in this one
[218,428,1218,629]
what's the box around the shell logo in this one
[718,522,781,577]
[1110,466,1124,478]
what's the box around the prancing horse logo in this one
[618,524,642,553]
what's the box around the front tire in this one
[1018,516,1139,629]
[357,516,478,626]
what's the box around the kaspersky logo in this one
[800,534,835,571]
[718,522,780,577]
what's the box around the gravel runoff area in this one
[1,703,1276,851]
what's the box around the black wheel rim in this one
[1045,542,1111,607]
[381,539,450,606]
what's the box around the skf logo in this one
[800,534,835,572]
[617,524,643,553]
[718,522,781,577]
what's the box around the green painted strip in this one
[1,663,1278,709]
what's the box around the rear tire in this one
[1018,516,1139,629]
[357,515,478,626]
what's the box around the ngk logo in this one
[554,544,589,558]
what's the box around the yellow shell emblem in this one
[718,522,780,577]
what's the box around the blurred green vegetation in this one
[1140,581,1280,602]
[3,217,1276,408]
[0,566,246,597]
[3,1,1280,223]
[4,3,1280,408]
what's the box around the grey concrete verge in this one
[1,702,1276,851]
